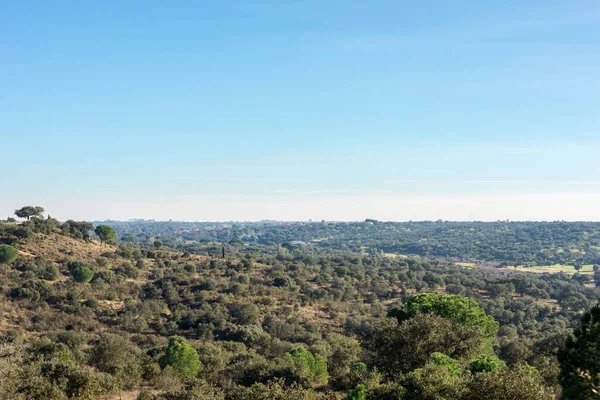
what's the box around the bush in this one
[469,354,506,374]
[90,333,142,389]
[287,347,328,385]
[347,385,366,400]
[72,266,94,283]
[0,245,19,265]
[464,365,555,400]
[116,262,139,278]
[159,336,202,380]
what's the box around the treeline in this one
[99,220,600,266]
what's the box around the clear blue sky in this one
[2,1,600,221]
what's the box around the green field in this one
[499,263,595,275]
[455,262,476,267]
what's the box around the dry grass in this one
[18,234,113,264]
[499,264,594,275]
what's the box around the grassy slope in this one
[2,231,349,337]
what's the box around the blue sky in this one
[2,1,600,221]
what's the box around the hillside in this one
[1,215,599,399]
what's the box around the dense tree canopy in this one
[14,206,44,220]
[101,219,600,266]
[559,303,600,399]
[389,293,499,338]
[95,224,117,245]
[288,346,329,385]
[1,209,598,398]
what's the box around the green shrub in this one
[288,346,328,385]
[0,245,18,265]
[469,354,506,374]
[159,336,202,380]
[72,266,94,283]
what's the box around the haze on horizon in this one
[2,1,600,222]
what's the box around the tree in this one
[287,346,329,385]
[428,353,462,376]
[368,310,492,378]
[468,354,506,374]
[0,245,19,265]
[72,266,94,283]
[464,365,555,400]
[401,355,466,400]
[327,333,361,390]
[0,245,19,275]
[94,225,116,245]
[159,336,202,380]
[61,220,93,240]
[346,385,366,400]
[14,206,44,220]
[90,333,141,389]
[389,293,499,338]
[153,240,162,249]
[559,303,600,399]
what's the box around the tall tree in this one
[94,225,117,245]
[559,303,600,399]
[14,206,44,220]
[159,336,202,380]
[0,245,19,275]
[366,313,488,378]
[61,220,94,240]
[389,293,499,338]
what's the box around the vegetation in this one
[99,219,600,267]
[0,244,19,265]
[14,206,45,220]
[559,304,600,399]
[71,265,95,283]
[3,207,600,398]
[94,225,117,245]
[159,336,202,380]
[288,346,329,385]
[389,293,499,337]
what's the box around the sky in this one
[2,1,600,221]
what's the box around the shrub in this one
[288,347,328,385]
[72,266,94,283]
[469,354,506,374]
[159,336,202,380]
[0,245,19,265]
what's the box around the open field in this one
[384,252,409,258]
[380,251,595,275]
[455,262,476,267]
[498,263,595,275]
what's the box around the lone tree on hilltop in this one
[95,225,117,246]
[14,206,44,220]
